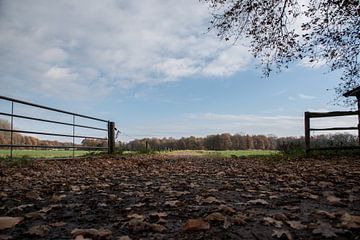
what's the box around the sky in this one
[0,0,358,142]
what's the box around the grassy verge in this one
[0,149,101,159]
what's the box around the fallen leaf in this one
[247,199,269,205]
[128,219,150,232]
[223,216,232,229]
[323,192,342,205]
[25,212,46,220]
[183,218,210,231]
[117,236,132,240]
[272,229,293,240]
[127,214,145,221]
[263,217,283,228]
[218,204,236,215]
[314,210,336,219]
[286,220,306,230]
[150,223,166,233]
[71,228,112,239]
[202,196,222,204]
[26,225,50,237]
[232,214,248,225]
[0,217,23,230]
[51,194,66,202]
[164,200,184,207]
[341,213,360,229]
[312,222,338,238]
[50,222,66,227]
[204,212,225,222]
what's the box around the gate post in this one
[108,121,115,154]
[304,112,310,155]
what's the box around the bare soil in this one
[1,155,360,239]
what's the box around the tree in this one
[203,0,360,105]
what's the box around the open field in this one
[0,149,100,159]
[164,150,279,157]
[1,154,360,239]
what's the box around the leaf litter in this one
[0,154,360,239]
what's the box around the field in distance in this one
[163,149,278,157]
[0,149,99,159]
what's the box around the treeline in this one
[123,133,359,151]
[0,119,74,148]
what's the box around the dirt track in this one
[1,155,360,239]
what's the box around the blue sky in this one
[0,0,357,142]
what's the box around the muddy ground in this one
[1,155,360,239]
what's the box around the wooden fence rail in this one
[304,110,360,154]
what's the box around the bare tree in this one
[203,0,360,105]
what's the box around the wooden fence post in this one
[304,112,310,155]
[108,121,115,154]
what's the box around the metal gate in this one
[0,95,115,159]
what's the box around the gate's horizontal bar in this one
[0,95,109,123]
[310,127,358,131]
[307,111,359,118]
[0,112,107,131]
[0,144,108,149]
[0,128,107,140]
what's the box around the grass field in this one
[163,149,278,157]
[0,149,278,159]
[0,149,100,159]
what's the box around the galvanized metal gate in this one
[0,95,115,159]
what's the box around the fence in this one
[0,95,115,159]
[304,110,360,154]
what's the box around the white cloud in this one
[44,67,78,80]
[0,0,252,100]
[298,93,315,100]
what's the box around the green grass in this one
[163,149,279,157]
[207,150,279,157]
[0,149,102,159]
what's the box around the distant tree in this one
[203,0,360,105]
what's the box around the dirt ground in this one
[1,155,360,239]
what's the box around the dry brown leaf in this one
[263,217,283,228]
[204,212,225,222]
[128,219,150,232]
[286,220,306,230]
[117,236,132,240]
[50,221,66,227]
[25,212,46,220]
[232,214,248,225]
[74,235,85,240]
[164,200,184,207]
[272,229,293,240]
[218,204,236,215]
[341,213,360,229]
[312,222,338,238]
[150,223,166,233]
[202,196,222,204]
[314,210,336,219]
[183,218,210,231]
[26,225,50,237]
[247,199,269,205]
[51,194,66,202]
[71,228,112,239]
[127,214,145,222]
[150,212,168,219]
[223,216,232,229]
[0,217,23,230]
[40,204,62,213]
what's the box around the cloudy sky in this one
[0,0,357,141]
